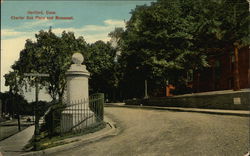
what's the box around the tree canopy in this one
[5,29,118,102]
[5,28,88,101]
[4,0,249,101]
[85,40,117,96]
[117,0,249,97]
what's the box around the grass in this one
[24,121,106,151]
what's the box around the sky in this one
[1,0,154,101]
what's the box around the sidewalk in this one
[105,103,250,117]
[0,119,33,141]
[0,126,34,156]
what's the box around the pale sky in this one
[1,1,154,101]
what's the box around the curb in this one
[0,147,3,156]
[105,104,250,117]
[20,116,118,156]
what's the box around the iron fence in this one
[43,93,104,136]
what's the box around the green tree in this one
[179,0,249,90]
[201,0,249,90]
[117,0,249,97]
[8,28,88,102]
[85,40,118,101]
[119,1,205,97]
[4,71,24,94]
[108,27,125,100]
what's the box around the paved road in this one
[51,107,249,156]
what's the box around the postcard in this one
[0,0,249,156]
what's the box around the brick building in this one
[190,47,250,92]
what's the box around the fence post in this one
[100,93,104,120]
[52,109,54,136]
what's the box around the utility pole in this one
[0,49,2,118]
[0,49,2,93]
[24,73,49,150]
[144,80,149,99]
[13,72,21,131]
[13,93,21,131]
[8,72,21,131]
[233,5,240,91]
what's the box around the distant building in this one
[189,46,250,92]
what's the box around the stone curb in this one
[20,116,118,156]
[105,104,250,117]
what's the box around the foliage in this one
[4,71,27,95]
[0,92,30,115]
[7,28,88,101]
[5,29,119,101]
[85,40,118,100]
[117,0,249,97]
[4,0,249,102]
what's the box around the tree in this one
[85,40,118,101]
[181,0,249,90]
[118,1,207,97]
[108,28,125,100]
[108,27,124,49]
[4,71,23,94]
[203,0,249,90]
[117,0,249,97]
[6,28,121,102]
[8,28,88,102]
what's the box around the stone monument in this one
[61,52,95,132]
[66,52,90,103]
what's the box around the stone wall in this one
[125,90,250,110]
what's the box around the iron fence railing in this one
[43,93,104,136]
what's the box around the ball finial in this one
[72,53,84,65]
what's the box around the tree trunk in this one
[233,46,240,91]
[212,65,215,90]
[58,93,63,103]
[196,73,200,93]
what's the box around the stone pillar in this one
[61,53,95,133]
[66,53,90,104]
